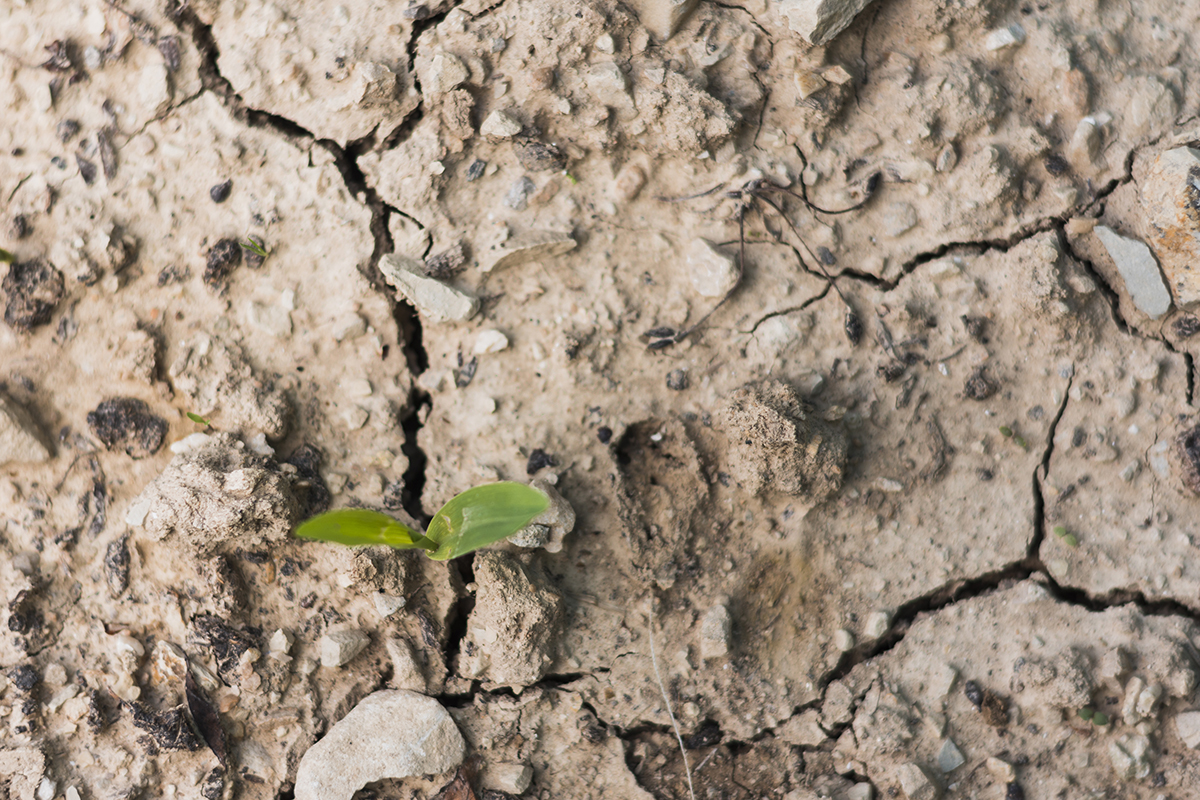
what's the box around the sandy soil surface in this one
[4,0,1200,798]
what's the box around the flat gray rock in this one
[294,690,464,800]
[1094,225,1172,318]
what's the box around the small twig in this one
[648,599,696,800]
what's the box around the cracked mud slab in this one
[5,0,1200,798]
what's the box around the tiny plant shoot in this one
[186,411,212,427]
[295,481,549,561]
[240,237,269,260]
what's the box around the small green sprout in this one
[1091,711,1109,726]
[563,170,578,185]
[296,481,549,561]
[1013,435,1028,450]
[999,426,1013,438]
[1062,533,1080,548]
[240,236,269,260]
[1077,706,1094,721]
[0,248,14,264]
[186,412,212,427]
[1053,525,1067,537]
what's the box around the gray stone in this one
[936,739,965,773]
[379,254,479,322]
[480,763,533,795]
[1107,733,1152,781]
[778,0,874,46]
[510,478,576,553]
[632,0,700,40]
[1094,226,1172,319]
[700,603,732,660]
[320,629,370,668]
[687,238,739,298]
[294,691,464,800]
[504,177,536,211]
[385,636,427,693]
[0,393,50,465]
[1174,711,1200,749]
[896,762,941,800]
[1141,147,1200,307]
[480,110,522,138]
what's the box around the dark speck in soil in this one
[125,700,203,752]
[157,263,189,286]
[514,137,567,172]
[285,442,331,516]
[8,214,31,240]
[964,679,983,708]
[466,159,487,181]
[1175,425,1200,495]
[684,719,722,748]
[455,353,478,388]
[9,664,39,692]
[1043,154,1069,176]
[3,258,64,331]
[666,369,689,391]
[526,448,557,474]
[57,119,80,142]
[964,366,997,400]
[204,237,242,290]
[1005,783,1025,800]
[76,153,98,185]
[189,615,261,682]
[87,398,167,458]
[1173,315,1200,339]
[105,534,130,597]
[597,426,613,444]
[209,179,233,203]
[961,314,988,343]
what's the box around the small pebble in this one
[504,176,536,211]
[481,110,523,138]
[833,629,855,652]
[320,629,370,668]
[466,159,486,181]
[666,369,688,391]
[209,179,232,203]
[937,739,965,772]
[474,329,510,354]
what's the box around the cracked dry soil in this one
[6,0,1200,798]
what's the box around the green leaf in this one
[186,412,211,426]
[425,482,550,561]
[1092,711,1109,726]
[0,248,13,264]
[1077,707,1094,720]
[295,508,436,551]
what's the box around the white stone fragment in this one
[480,763,533,795]
[480,110,523,138]
[896,762,941,800]
[985,24,1026,51]
[0,393,50,465]
[1094,226,1172,319]
[778,0,874,46]
[332,313,367,341]
[700,603,732,660]
[379,254,479,322]
[687,238,739,298]
[834,629,856,652]
[386,636,426,692]
[320,629,370,668]
[269,629,294,656]
[936,739,965,773]
[474,329,510,354]
[634,0,700,40]
[864,610,891,638]
[424,52,469,95]
[294,691,464,800]
[373,592,406,618]
[1175,711,1200,749]
[1108,733,1152,781]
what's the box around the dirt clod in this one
[964,367,998,400]
[86,397,167,458]
[1174,425,1200,495]
[525,448,557,474]
[204,238,242,291]
[3,258,64,331]
[104,534,131,597]
[720,379,847,503]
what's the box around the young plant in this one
[295,481,549,561]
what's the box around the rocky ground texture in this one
[4,0,1200,798]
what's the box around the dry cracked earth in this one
[4,0,1200,799]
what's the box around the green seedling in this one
[1077,706,1094,721]
[999,426,1013,438]
[562,170,578,185]
[186,412,212,427]
[1053,525,1067,537]
[295,481,549,561]
[1054,526,1079,548]
[1092,711,1109,726]
[0,248,14,264]
[240,236,269,260]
